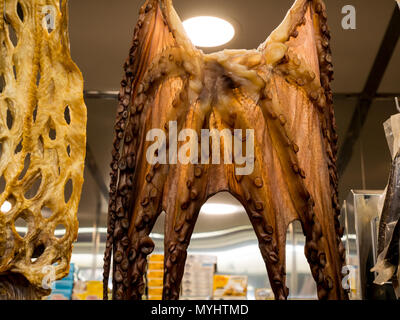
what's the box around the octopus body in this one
[104,0,347,300]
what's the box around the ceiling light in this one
[1,201,12,213]
[183,16,235,48]
[200,203,241,215]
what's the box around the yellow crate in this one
[148,262,164,270]
[147,270,164,278]
[148,287,163,296]
[148,254,164,262]
[148,278,164,287]
[73,281,103,300]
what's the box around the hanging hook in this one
[396,97,400,113]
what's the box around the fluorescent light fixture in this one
[183,16,235,47]
[1,201,12,213]
[78,227,107,234]
[151,226,252,240]
[200,203,241,215]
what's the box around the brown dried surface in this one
[104,0,347,300]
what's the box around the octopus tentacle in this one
[162,164,208,300]
[105,0,347,301]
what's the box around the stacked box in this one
[147,254,164,300]
[180,255,216,299]
[73,280,103,300]
[213,275,248,300]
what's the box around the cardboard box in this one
[213,275,248,298]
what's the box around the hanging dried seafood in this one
[0,0,86,299]
[104,0,347,300]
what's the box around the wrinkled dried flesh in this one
[374,151,400,290]
[105,0,346,301]
[0,0,86,298]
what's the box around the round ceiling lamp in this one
[182,16,235,48]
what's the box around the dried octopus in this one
[373,151,400,297]
[0,0,86,299]
[104,0,348,300]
